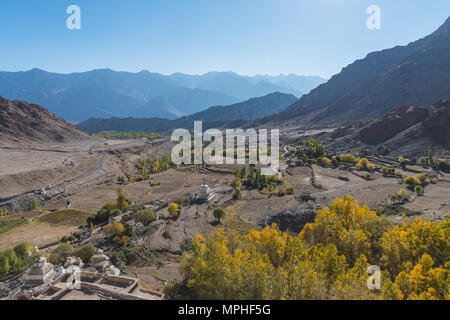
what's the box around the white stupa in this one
[196,179,215,203]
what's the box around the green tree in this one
[116,188,129,211]
[29,199,40,211]
[213,207,226,224]
[135,209,156,225]
[49,243,74,264]
[104,221,125,238]
[13,242,32,258]
[74,244,96,263]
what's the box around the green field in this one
[38,209,93,226]
[0,218,27,235]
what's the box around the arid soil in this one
[0,134,449,291]
[0,137,173,211]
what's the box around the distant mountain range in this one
[0,69,324,122]
[259,15,450,128]
[77,92,296,133]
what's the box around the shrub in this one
[391,189,408,204]
[135,209,156,225]
[72,231,82,240]
[331,156,339,167]
[320,157,332,167]
[173,197,190,206]
[163,231,172,240]
[278,189,286,197]
[404,176,420,189]
[339,154,359,164]
[110,250,127,269]
[414,185,424,196]
[115,235,130,247]
[415,173,428,187]
[110,209,123,217]
[87,202,119,226]
[438,161,448,171]
[232,188,242,200]
[104,221,125,238]
[419,157,428,166]
[103,202,117,212]
[29,200,40,211]
[381,167,396,176]
[116,189,129,211]
[168,203,180,217]
[62,235,76,243]
[13,242,32,258]
[301,138,325,159]
[117,176,127,184]
[231,179,243,188]
[286,185,294,194]
[398,156,406,169]
[356,158,375,171]
[213,207,226,224]
[74,244,96,263]
[49,243,74,264]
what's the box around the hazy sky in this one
[1,0,449,78]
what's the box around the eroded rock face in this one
[357,106,429,145]
[423,101,450,146]
[264,207,316,234]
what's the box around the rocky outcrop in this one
[422,101,450,145]
[357,106,429,145]
[321,101,450,157]
[264,207,317,234]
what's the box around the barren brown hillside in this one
[0,96,88,145]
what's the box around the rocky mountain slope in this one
[180,92,297,122]
[77,92,295,133]
[259,15,450,128]
[321,101,450,157]
[0,96,89,144]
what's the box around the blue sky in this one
[1,0,449,78]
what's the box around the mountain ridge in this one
[0,69,324,122]
[77,92,295,134]
[258,15,450,128]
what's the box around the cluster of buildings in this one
[12,250,163,300]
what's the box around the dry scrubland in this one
[0,135,449,298]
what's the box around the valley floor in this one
[0,136,449,293]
